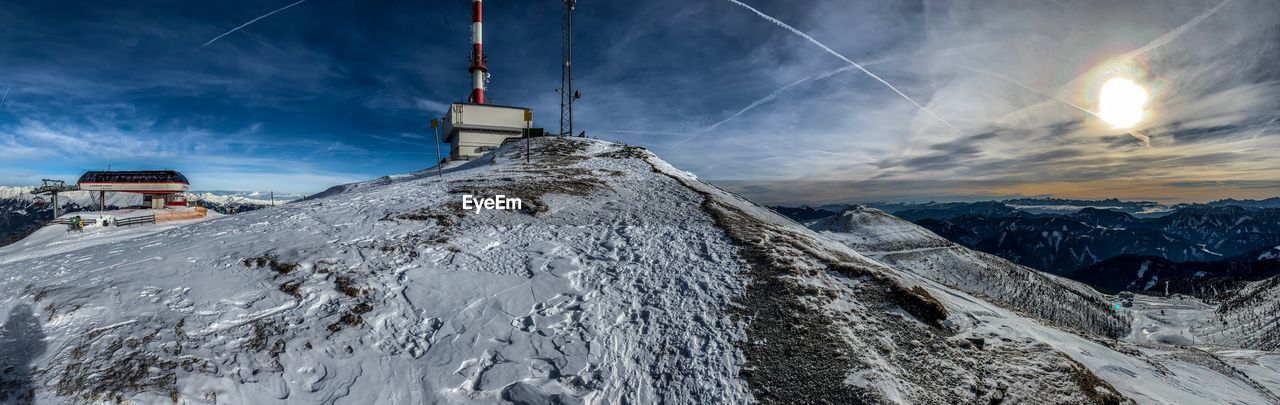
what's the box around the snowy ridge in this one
[189,193,290,207]
[810,205,1128,338]
[0,139,1276,403]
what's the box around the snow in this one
[918,274,1277,404]
[0,210,220,265]
[0,140,751,404]
[1136,260,1150,279]
[1144,276,1160,291]
[809,205,952,253]
[1124,294,1214,346]
[1,139,1277,404]
[810,201,1280,404]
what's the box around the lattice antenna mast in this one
[559,0,576,137]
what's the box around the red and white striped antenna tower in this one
[468,0,487,104]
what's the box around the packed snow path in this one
[1,138,1277,404]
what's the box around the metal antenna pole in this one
[560,0,576,137]
[431,118,443,177]
[567,0,574,138]
[524,109,533,164]
[436,126,444,177]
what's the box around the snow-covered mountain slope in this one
[811,204,1280,403]
[1201,277,1280,350]
[1,139,1276,404]
[1,140,754,404]
[810,206,1129,339]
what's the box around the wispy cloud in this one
[0,117,374,193]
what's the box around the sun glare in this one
[1098,77,1148,129]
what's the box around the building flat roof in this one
[447,102,531,111]
[79,170,189,185]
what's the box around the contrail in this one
[201,0,310,48]
[0,87,8,108]
[969,67,1150,146]
[722,0,957,133]
[673,49,962,146]
[669,64,859,146]
[967,68,1095,116]
[670,60,870,145]
[704,65,858,133]
[1122,0,1232,61]
[1059,0,1232,91]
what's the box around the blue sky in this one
[1,0,1277,204]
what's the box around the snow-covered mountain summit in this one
[1,138,1277,404]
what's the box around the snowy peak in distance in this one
[188,190,299,207]
[808,204,952,252]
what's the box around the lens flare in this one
[1098,77,1148,128]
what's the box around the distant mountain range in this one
[774,197,1280,296]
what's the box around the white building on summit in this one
[442,102,532,160]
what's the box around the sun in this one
[1098,77,1149,129]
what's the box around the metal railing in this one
[115,215,156,227]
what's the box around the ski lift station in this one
[78,170,191,209]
